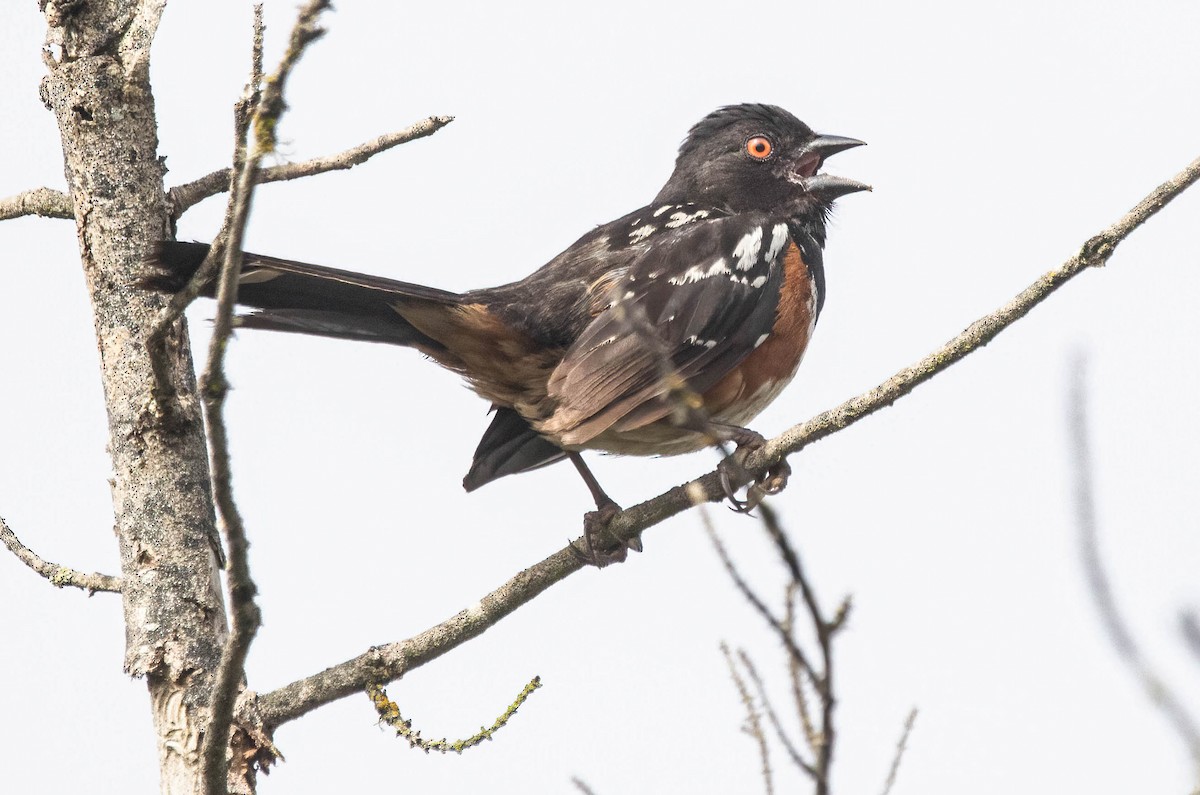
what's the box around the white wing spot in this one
[754,333,770,348]
[629,224,656,243]
[623,290,636,299]
[664,209,712,228]
[734,227,764,271]
[653,204,676,217]
[767,223,789,262]
[750,274,768,289]
[668,258,729,285]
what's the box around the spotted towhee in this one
[144,104,867,551]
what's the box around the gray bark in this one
[41,2,230,792]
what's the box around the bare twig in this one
[1069,355,1200,775]
[783,582,819,750]
[366,677,541,754]
[738,648,816,778]
[759,504,839,793]
[199,4,332,792]
[0,186,73,221]
[571,777,599,795]
[754,505,840,794]
[1181,612,1200,668]
[703,510,822,686]
[242,151,1200,733]
[166,116,454,218]
[722,644,775,795]
[1,515,122,593]
[879,708,918,795]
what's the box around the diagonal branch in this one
[1,515,122,593]
[248,152,1200,731]
[0,186,73,221]
[165,115,454,219]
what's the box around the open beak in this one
[790,134,871,198]
[803,134,866,160]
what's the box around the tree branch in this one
[165,115,454,219]
[0,186,73,221]
[0,515,122,593]
[199,4,332,793]
[0,117,451,225]
[245,152,1200,731]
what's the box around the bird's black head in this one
[654,104,869,219]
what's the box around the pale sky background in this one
[2,2,1199,793]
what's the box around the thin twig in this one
[1069,355,1200,774]
[571,777,599,795]
[702,510,822,686]
[879,708,918,795]
[0,515,121,593]
[366,677,541,754]
[200,4,334,792]
[1180,612,1200,669]
[758,505,838,795]
[246,152,1200,731]
[783,582,819,751]
[722,643,774,795]
[0,186,73,221]
[738,648,816,778]
[166,116,454,218]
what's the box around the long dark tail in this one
[141,241,462,349]
[142,241,566,491]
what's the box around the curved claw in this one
[718,457,792,514]
[570,502,640,567]
[718,459,754,512]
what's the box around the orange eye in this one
[745,136,773,160]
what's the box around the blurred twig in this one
[879,708,918,795]
[1068,354,1200,778]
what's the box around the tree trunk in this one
[41,2,229,792]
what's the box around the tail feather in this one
[141,241,461,348]
[463,406,566,491]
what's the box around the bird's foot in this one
[713,426,791,513]
[569,501,642,568]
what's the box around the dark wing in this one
[462,406,567,491]
[543,213,794,445]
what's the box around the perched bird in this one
[143,103,868,558]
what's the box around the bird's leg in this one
[567,452,641,566]
[708,423,792,513]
